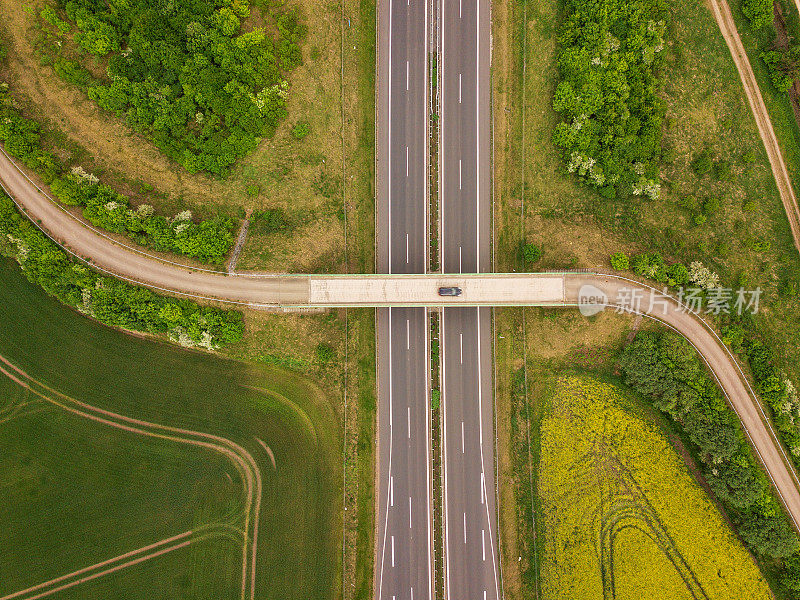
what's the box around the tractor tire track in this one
[0,525,244,600]
[0,355,264,600]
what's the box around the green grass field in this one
[0,259,342,600]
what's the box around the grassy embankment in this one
[0,259,342,599]
[491,0,800,596]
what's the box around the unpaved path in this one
[0,354,263,600]
[227,210,253,274]
[708,0,800,254]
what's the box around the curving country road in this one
[0,149,310,307]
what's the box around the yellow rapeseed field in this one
[538,376,772,600]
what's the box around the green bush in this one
[53,59,95,89]
[742,0,775,29]
[631,252,665,280]
[610,251,630,270]
[760,51,794,93]
[691,148,713,176]
[522,243,542,263]
[291,121,311,140]
[666,262,690,286]
[0,110,59,184]
[0,193,243,348]
[40,6,70,34]
[246,184,260,197]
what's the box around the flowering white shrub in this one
[6,234,29,262]
[70,165,99,185]
[174,221,190,235]
[688,261,720,290]
[632,178,661,200]
[78,287,94,316]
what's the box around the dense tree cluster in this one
[620,332,800,564]
[52,0,305,176]
[0,81,234,262]
[0,194,244,348]
[553,0,667,199]
[761,48,800,94]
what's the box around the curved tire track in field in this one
[0,525,244,600]
[708,0,800,254]
[0,355,264,600]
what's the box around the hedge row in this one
[620,331,800,591]
[0,193,243,349]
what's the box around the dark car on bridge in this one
[438,286,462,297]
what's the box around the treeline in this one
[620,331,800,592]
[41,0,306,176]
[0,193,244,349]
[52,175,234,261]
[610,250,721,289]
[0,78,235,262]
[738,0,800,95]
[553,0,667,200]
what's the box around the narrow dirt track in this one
[708,0,800,253]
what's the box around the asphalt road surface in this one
[439,1,499,599]
[375,0,433,599]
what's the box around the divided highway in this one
[438,1,499,599]
[375,1,432,600]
